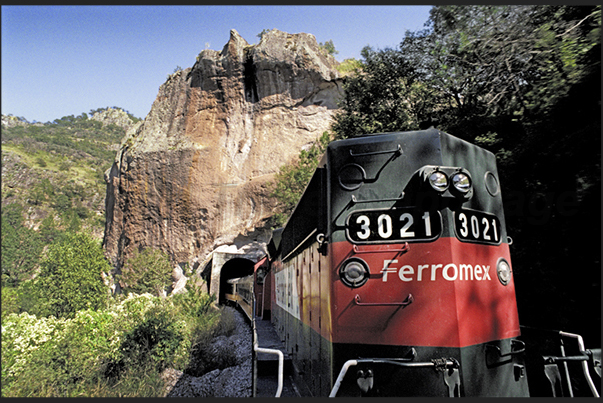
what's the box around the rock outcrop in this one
[103,29,342,277]
[90,108,137,131]
[1,115,33,129]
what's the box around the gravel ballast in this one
[162,306,253,397]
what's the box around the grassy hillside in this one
[1,108,139,239]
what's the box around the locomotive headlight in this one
[497,258,512,286]
[452,172,471,193]
[428,171,449,192]
[339,258,370,288]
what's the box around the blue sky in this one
[2,5,433,123]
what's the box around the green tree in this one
[33,232,110,318]
[117,248,173,296]
[396,5,601,143]
[331,45,440,139]
[319,39,339,56]
[1,286,20,319]
[30,178,54,205]
[257,28,271,41]
[270,131,331,227]
[1,204,43,287]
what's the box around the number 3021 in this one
[454,211,501,244]
[347,209,442,243]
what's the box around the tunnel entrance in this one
[218,257,255,304]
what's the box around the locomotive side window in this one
[454,209,502,245]
[346,208,442,243]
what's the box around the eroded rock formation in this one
[90,107,137,131]
[103,29,342,278]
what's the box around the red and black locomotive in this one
[230,128,601,397]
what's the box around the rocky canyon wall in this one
[103,29,342,278]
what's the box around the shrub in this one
[1,286,20,320]
[171,285,215,320]
[35,156,47,167]
[14,279,45,315]
[213,306,237,337]
[118,248,173,296]
[61,309,123,375]
[1,287,236,397]
[98,293,195,378]
[336,57,363,76]
[32,232,110,319]
[111,292,161,329]
[1,312,66,395]
[117,308,184,373]
[58,160,72,171]
[51,192,71,210]
[1,310,114,397]
[1,204,44,287]
[1,294,163,397]
[100,361,166,397]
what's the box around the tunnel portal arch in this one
[218,257,255,304]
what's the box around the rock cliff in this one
[103,29,342,280]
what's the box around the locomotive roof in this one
[329,127,440,146]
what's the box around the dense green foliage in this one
[273,5,600,342]
[1,222,233,397]
[31,232,111,319]
[1,204,44,287]
[1,202,69,293]
[117,248,174,296]
[336,57,363,76]
[332,45,436,136]
[270,131,331,227]
[1,290,236,397]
